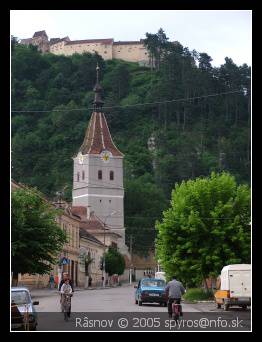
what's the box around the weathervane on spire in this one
[93,63,104,111]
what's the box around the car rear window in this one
[142,280,165,287]
[11,291,30,305]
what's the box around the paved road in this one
[32,284,200,312]
[29,285,250,331]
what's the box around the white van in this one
[155,272,166,282]
[215,264,251,311]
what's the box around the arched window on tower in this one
[82,170,85,180]
[98,170,102,180]
[77,172,80,182]
[110,171,114,181]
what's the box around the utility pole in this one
[103,221,106,288]
[129,235,133,284]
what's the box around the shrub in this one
[183,288,214,302]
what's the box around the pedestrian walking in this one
[49,274,55,289]
[54,275,59,289]
[88,276,92,287]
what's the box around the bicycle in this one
[61,293,72,321]
[171,299,182,322]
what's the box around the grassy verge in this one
[183,288,214,303]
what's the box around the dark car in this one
[11,287,39,331]
[134,278,167,306]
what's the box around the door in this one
[229,270,251,297]
[241,271,251,297]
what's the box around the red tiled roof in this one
[74,210,122,237]
[113,41,142,45]
[71,206,87,220]
[33,30,48,38]
[79,112,123,157]
[79,228,104,245]
[49,38,61,45]
[79,211,107,230]
[65,38,113,46]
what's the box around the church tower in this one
[72,65,128,254]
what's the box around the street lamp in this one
[102,210,117,288]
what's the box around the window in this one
[82,170,85,180]
[99,199,102,203]
[98,170,102,179]
[77,172,80,182]
[110,171,114,180]
[109,200,111,203]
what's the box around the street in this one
[29,284,251,331]
[32,284,201,312]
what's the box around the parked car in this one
[11,287,39,330]
[214,264,251,311]
[134,278,167,306]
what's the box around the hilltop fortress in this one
[20,30,150,66]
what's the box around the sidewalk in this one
[30,282,132,297]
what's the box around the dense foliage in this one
[11,29,250,255]
[105,246,126,276]
[156,172,251,287]
[11,187,67,283]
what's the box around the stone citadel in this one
[20,30,150,66]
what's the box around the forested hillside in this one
[11,30,251,255]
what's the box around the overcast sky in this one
[10,10,251,67]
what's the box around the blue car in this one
[134,278,167,306]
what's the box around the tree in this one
[125,174,168,256]
[144,28,170,70]
[11,187,67,285]
[156,172,251,288]
[198,53,213,71]
[105,246,125,276]
[109,63,130,100]
[84,252,94,288]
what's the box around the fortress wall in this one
[50,41,67,55]
[64,42,113,59]
[37,37,150,64]
[113,43,149,64]
[50,41,113,59]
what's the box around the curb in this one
[196,300,215,303]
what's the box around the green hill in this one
[11,32,251,255]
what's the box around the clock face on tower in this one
[78,152,84,164]
[100,150,112,163]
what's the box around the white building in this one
[72,65,129,260]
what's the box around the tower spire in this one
[93,63,104,111]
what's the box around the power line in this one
[11,90,243,113]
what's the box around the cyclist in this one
[60,279,73,321]
[165,275,185,318]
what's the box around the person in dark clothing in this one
[59,272,74,317]
[88,276,92,287]
[165,275,185,318]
